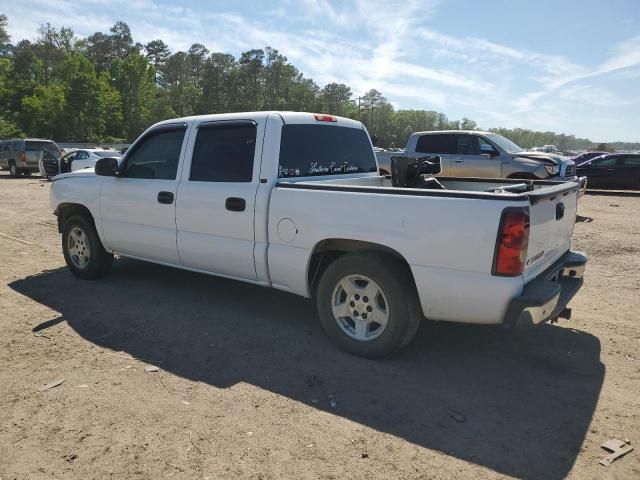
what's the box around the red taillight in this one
[19,151,26,162]
[314,113,337,122]
[493,208,530,276]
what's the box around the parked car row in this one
[0,138,61,177]
[0,138,122,179]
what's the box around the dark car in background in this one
[572,151,608,166]
[576,153,640,189]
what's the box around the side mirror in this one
[480,144,499,157]
[95,157,120,176]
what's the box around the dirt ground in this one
[0,172,638,480]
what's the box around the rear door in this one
[414,134,454,174]
[617,156,640,189]
[175,119,262,280]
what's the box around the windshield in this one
[484,134,524,154]
[94,151,121,158]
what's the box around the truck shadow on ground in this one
[10,259,604,480]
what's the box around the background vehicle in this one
[50,112,586,358]
[576,153,640,189]
[60,148,122,173]
[572,151,608,166]
[381,131,576,180]
[0,138,60,177]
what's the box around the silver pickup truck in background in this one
[377,130,577,181]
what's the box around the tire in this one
[62,214,113,279]
[22,170,32,176]
[315,253,422,358]
[9,161,20,178]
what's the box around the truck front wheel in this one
[62,214,113,279]
[315,253,422,358]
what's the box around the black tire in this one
[9,161,20,178]
[62,214,113,279]
[22,170,32,176]
[315,253,422,358]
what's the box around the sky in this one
[3,0,640,142]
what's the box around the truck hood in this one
[52,167,97,181]
[514,151,569,165]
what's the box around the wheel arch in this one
[56,203,96,233]
[507,172,539,180]
[306,238,417,297]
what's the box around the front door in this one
[100,124,188,265]
[450,135,501,177]
[176,120,261,280]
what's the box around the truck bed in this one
[277,174,579,204]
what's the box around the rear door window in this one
[415,134,455,154]
[278,125,377,178]
[622,156,640,167]
[190,122,257,182]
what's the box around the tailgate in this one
[523,182,579,283]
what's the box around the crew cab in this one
[397,130,577,180]
[50,112,587,358]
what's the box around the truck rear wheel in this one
[9,161,20,178]
[62,214,113,279]
[315,253,421,358]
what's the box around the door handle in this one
[157,191,174,204]
[225,197,246,212]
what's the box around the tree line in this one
[0,15,638,151]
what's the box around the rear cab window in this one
[278,124,377,178]
[415,134,456,154]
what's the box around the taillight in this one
[314,114,337,122]
[19,151,26,162]
[493,208,530,276]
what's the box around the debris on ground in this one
[448,410,466,423]
[188,430,202,453]
[144,366,160,373]
[39,379,65,391]
[32,332,52,339]
[599,438,633,466]
[62,453,78,462]
[361,453,369,459]
[75,384,88,388]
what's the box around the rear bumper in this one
[503,250,587,328]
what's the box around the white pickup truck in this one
[50,112,587,358]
